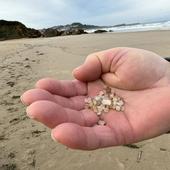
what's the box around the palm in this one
[21,47,170,150]
[87,79,170,145]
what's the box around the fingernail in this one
[72,66,82,76]
[20,95,25,105]
[74,65,83,72]
[75,66,80,70]
[20,95,28,106]
[51,130,62,144]
[51,133,57,142]
[26,107,35,119]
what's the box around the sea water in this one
[86,21,170,33]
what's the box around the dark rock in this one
[27,28,41,38]
[60,30,72,36]
[24,65,31,68]
[0,20,41,40]
[8,152,15,159]
[61,28,87,36]
[9,118,20,124]
[41,27,87,37]
[12,95,20,99]
[42,28,62,37]
[70,28,87,35]
[124,144,140,149]
[37,52,44,56]
[31,130,46,137]
[94,29,107,33]
[0,134,8,140]
[160,148,167,151]
[6,81,15,87]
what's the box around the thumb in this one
[72,48,124,82]
[72,54,102,81]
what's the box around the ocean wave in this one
[86,21,170,33]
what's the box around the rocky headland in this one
[0,20,41,40]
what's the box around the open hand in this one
[21,47,170,150]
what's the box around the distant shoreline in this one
[1,20,170,41]
[1,30,170,43]
[86,21,170,33]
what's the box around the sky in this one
[0,0,170,29]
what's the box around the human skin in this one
[21,47,170,150]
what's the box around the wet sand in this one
[1,30,170,170]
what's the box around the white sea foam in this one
[86,21,170,33]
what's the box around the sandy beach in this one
[1,30,170,170]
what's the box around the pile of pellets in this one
[85,87,125,125]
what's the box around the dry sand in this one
[1,30,170,170]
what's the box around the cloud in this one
[0,0,170,29]
[81,0,170,25]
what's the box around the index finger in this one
[72,47,127,82]
[36,78,87,97]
